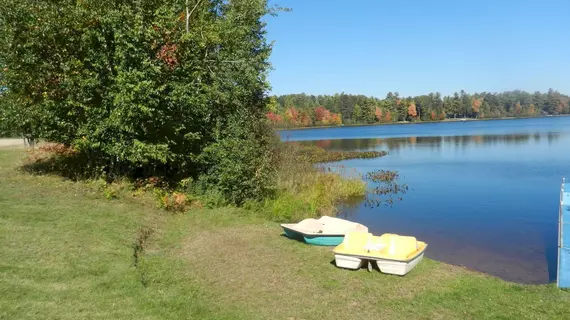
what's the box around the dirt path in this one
[0,138,25,148]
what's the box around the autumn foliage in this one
[268,106,341,127]
[329,113,342,125]
[266,112,283,125]
[156,43,179,69]
[265,88,569,128]
[384,111,392,122]
[314,106,331,122]
[407,102,417,118]
[375,107,383,121]
[285,107,300,122]
[430,111,436,121]
[300,112,313,126]
[472,98,482,113]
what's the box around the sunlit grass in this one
[245,143,369,221]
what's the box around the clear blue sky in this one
[265,0,570,97]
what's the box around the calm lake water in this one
[280,117,570,284]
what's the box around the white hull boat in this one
[333,232,427,276]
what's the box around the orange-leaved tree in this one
[472,98,482,113]
[285,107,300,125]
[407,102,417,119]
[384,110,392,122]
[265,112,283,126]
[300,112,312,126]
[375,107,383,122]
[329,113,342,125]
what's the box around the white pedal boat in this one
[333,232,427,276]
[280,216,368,246]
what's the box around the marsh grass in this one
[288,142,387,163]
[246,143,370,221]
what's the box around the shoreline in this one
[276,114,570,131]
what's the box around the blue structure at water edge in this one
[558,178,570,288]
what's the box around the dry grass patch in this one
[180,224,465,320]
[182,226,329,318]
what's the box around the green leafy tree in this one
[514,102,522,116]
[362,104,376,124]
[0,0,279,204]
[460,90,471,117]
[353,104,362,123]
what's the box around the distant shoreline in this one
[276,114,570,131]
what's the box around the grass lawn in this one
[0,147,569,319]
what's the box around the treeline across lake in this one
[267,89,570,128]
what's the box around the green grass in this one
[1,147,569,319]
[0,148,241,320]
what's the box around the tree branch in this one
[186,0,189,33]
[186,0,203,32]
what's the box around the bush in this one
[197,119,278,205]
[154,189,189,212]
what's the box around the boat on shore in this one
[280,216,368,246]
[333,232,427,275]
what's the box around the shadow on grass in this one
[19,145,194,187]
[21,153,102,181]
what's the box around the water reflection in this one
[284,119,570,284]
[300,132,561,152]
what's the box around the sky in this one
[265,0,570,98]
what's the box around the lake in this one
[280,117,570,284]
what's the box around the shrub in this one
[197,119,279,205]
[154,190,189,212]
[103,183,123,200]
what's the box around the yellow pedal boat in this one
[333,232,427,275]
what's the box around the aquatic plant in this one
[365,170,399,182]
[285,143,388,163]
[363,169,409,208]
